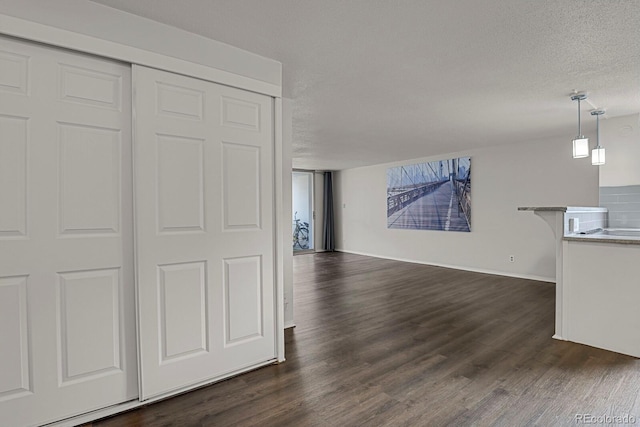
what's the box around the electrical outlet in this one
[509,255,515,263]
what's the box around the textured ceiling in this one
[91,0,640,170]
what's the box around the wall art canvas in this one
[387,157,471,231]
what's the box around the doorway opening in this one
[292,170,314,253]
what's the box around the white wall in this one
[599,113,640,187]
[282,99,294,327]
[598,114,640,228]
[334,135,599,281]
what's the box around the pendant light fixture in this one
[591,109,605,165]
[571,93,589,158]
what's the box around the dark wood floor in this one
[89,252,640,426]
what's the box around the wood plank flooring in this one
[88,252,640,426]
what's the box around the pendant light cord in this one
[595,112,600,148]
[577,98,582,137]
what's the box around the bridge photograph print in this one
[387,157,471,232]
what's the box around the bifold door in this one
[0,37,137,426]
[133,65,276,400]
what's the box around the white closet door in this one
[133,65,276,400]
[0,37,137,426]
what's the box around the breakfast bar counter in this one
[519,206,640,358]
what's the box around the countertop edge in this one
[518,206,608,213]
[518,207,567,212]
[563,235,640,245]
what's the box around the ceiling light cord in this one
[595,111,600,148]
[590,109,606,166]
[570,93,589,159]
[571,92,587,139]
[577,98,582,138]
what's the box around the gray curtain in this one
[322,171,335,251]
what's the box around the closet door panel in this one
[134,65,275,400]
[0,37,137,427]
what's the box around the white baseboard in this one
[335,248,555,283]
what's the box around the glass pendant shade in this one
[570,93,588,159]
[590,109,605,166]
[592,147,605,165]
[572,137,589,158]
